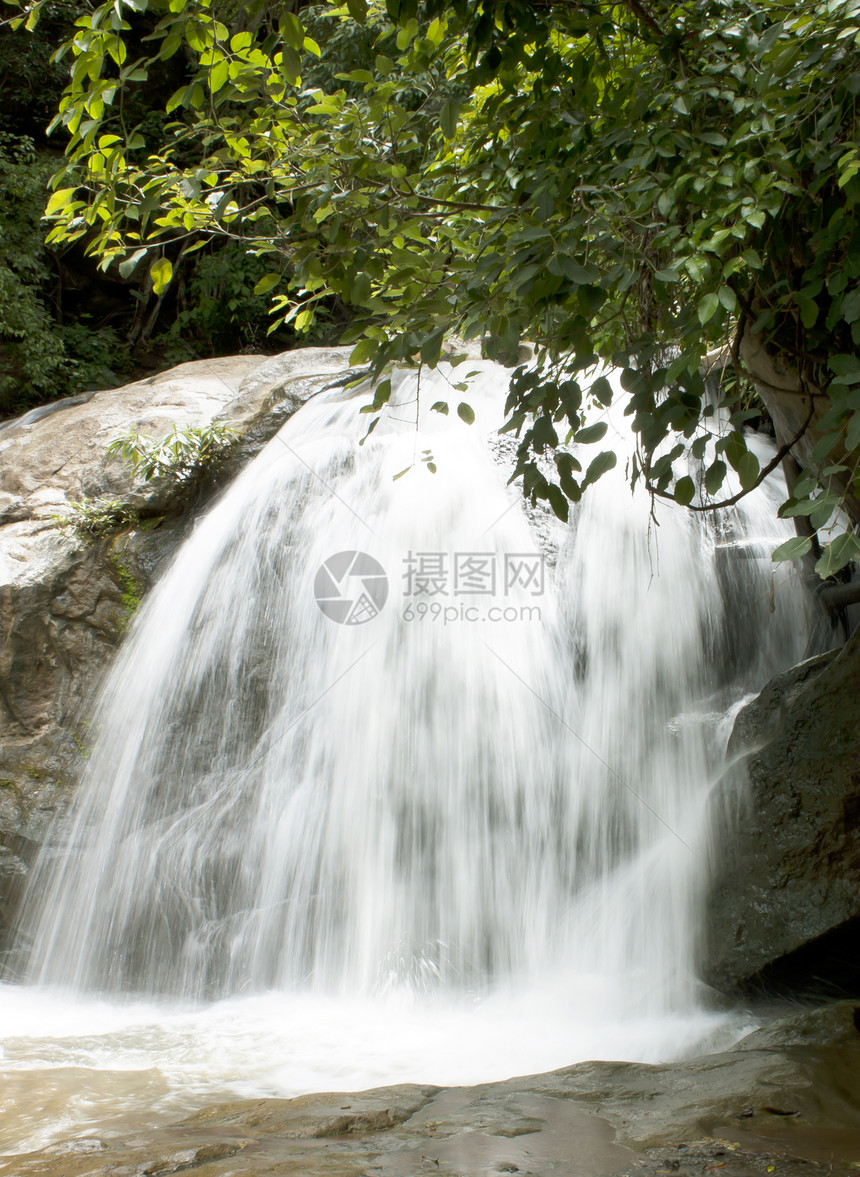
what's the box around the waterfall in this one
[11,361,816,1021]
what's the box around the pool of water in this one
[0,980,755,1155]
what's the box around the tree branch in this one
[643,394,815,513]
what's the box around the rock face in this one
[0,347,353,951]
[704,627,860,992]
[2,1002,860,1177]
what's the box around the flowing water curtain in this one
[13,364,816,1008]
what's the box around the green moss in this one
[72,726,91,760]
[108,548,144,630]
[139,515,165,532]
[0,778,25,815]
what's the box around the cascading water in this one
[0,360,823,1152]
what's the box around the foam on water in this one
[0,980,755,1154]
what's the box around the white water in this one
[1,361,820,1152]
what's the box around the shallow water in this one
[0,981,757,1155]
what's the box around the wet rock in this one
[0,355,261,518]
[3,1013,860,1177]
[703,628,860,992]
[179,1085,440,1138]
[732,1000,860,1050]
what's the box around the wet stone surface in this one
[3,1003,860,1177]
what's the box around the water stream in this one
[0,361,821,1153]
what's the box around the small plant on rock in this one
[53,498,139,539]
[52,421,238,542]
[106,421,238,484]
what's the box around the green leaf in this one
[347,0,368,20]
[674,475,695,506]
[800,299,818,328]
[44,188,76,217]
[704,460,727,496]
[811,432,841,463]
[359,416,380,447]
[698,292,720,325]
[370,379,392,410]
[793,473,818,498]
[559,257,600,284]
[440,100,459,140]
[718,286,738,313]
[846,410,860,453]
[724,431,747,472]
[280,13,304,48]
[281,46,302,81]
[396,18,418,50]
[781,496,821,518]
[573,421,608,444]
[254,273,281,295]
[814,533,860,578]
[534,189,554,221]
[839,288,860,325]
[149,257,173,295]
[430,401,449,414]
[420,329,444,365]
[771,535,813,562]
[590,376,612,406]
[350,337,378,365]
[351,273,371,304]
[210,59,229,93]
[547,483,569,521]
[118,248,148,278]
[828,354,860,385]
[583,450,617,487]
[457,402,475,424]
[737,450,760,490]
[810,496,838,532]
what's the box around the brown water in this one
[0,1066,186,1155]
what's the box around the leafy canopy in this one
[10,0,860,577]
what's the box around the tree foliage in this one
[0,0,341,418]
[8,0,860,578]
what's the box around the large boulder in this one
[0,347,353,949]
[703,627,860,991]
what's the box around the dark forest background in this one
[0,1,358,421]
